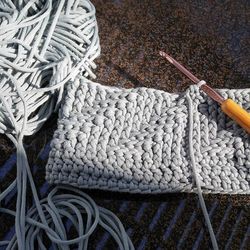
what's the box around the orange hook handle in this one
[221,99,250,134]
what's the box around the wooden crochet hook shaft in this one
[159,51,250,134]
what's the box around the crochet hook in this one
[159,51,250,134]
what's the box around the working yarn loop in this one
[0,0,133,249]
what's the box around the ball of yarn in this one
[0,0,100,136]
[0,1,133,249]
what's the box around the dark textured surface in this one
[0,0,249,249]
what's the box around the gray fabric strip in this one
[46,77,250,194]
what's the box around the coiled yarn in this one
[0,0,133,249]
[0,0,100,136]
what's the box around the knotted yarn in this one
[0,0,134,249]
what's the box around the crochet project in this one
[0,0,249,248]
[46,77,250,194]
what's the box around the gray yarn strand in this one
[0,0,134,249]
[186,92,218,250]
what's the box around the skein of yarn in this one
[0,0,100,136]
[0,0,134,249]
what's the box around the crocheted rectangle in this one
[46,77,250,194]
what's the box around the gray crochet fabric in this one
[46,77,250,194]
